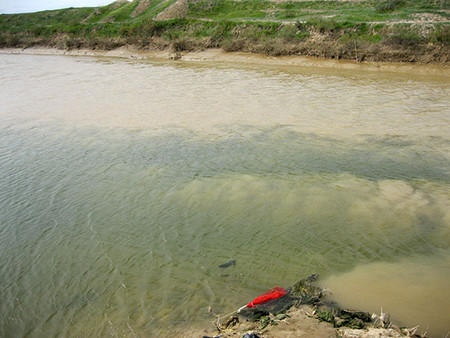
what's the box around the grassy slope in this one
[0,0,449,63]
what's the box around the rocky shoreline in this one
[197,275,428,338]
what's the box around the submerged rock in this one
[219,260,236,268]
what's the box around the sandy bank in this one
[194,306,413,338]
[2,46,450,77]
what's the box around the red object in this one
[246,287,287,308]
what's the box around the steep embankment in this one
[0,0,449,63]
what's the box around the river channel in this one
[0,53,449,336]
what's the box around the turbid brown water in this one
[0,53,449,337]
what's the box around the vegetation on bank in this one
[0,0,449,63]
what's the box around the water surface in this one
[0,54,449,336]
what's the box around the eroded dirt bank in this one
[2,46,450,77]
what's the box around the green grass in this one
[143,0,179,18]
[187,0,273,19]
[432,23,450,44]
[101,2,139,22]
[376,0,406,13]
[1,0,448,31]
[185,0,449,21]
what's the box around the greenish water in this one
[0,54,449,336]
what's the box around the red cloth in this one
[246,287,287,308]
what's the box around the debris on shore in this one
[202,274,428,338]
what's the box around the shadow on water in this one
[92,125,449,182]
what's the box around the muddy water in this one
[0,53,449,337]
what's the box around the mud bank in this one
[194,307,417,338]
[2,46,450,77]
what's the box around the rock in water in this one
[219,260,236,268]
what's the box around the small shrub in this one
[171,37,196,51]
[295,20,305,30]
[239,25,267,42]
[306,18,342,33]
[278,24,297,41]
[6,35,22,47]
[296,30,310,40]
[64,37,82,50]
[386,25,422,47]
[137,20,158,37]
[221,38,245,52]
[97,38,123,50]
[431,25,449,45]
[262,38,295,56]
[209,21,234,43]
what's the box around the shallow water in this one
[0,53,449,337]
